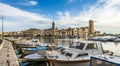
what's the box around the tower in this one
[89,20,94,35]
[52,21,56,37]
[52,21,55,29]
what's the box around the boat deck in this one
[90,55,120,66]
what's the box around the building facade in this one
[1,20,100,39]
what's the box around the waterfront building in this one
[1,20,100,39]
[57,20,100,39]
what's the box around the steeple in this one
[52,21,55,29]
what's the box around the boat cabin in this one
[61,41,103,59]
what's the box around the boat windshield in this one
[76,53,88,58]
[70,42,78,48]
[61,51,65,55]
[86,43,98,50]
[65,53,72,57]
[76,43,85,50]
[61,51,73,57]
[70,42,85,50]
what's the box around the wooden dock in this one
[0,40,19,66]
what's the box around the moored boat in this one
[114,38,120,42]
[24,50,46,61]
[47,40,104,66]
[90,54,120,66]
[18,39,41,48]
[22,46,47,54]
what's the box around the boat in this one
[24,50,45,60]
[114,38,120,42]
[89,36,117,42]
[0,39,3,49]
[46,40,104,66]
[21,42,57,54]
[18,39,41,48]
[22,46,47,54]
[90,54,120,66]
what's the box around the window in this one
[61,51,65,55]
[76,43,85,50]
[65,53,72,57]
[86,43,97,49]
[70,42,77,48]
[70,42,85,50]
[76,53,88,58]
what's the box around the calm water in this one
[102,42,120,55]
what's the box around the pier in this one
[0,40,19,66]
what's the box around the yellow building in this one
[58,20,100,39]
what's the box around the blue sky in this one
[0,0,120,34]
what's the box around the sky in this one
[0,0,120,34]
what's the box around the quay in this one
[0,40,19,66]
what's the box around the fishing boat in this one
[90,54,120,66]
[114,38,120,42]
[22,46,47,54]
[18,39,41,48]
[47,40,104,66]
[24,50,46,60]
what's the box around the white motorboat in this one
[89,36,117,41]
[47,40,104,66]
[114,38,120,42]
[24,50,46,60]
[90,54,120,66]
[18,39,42,48]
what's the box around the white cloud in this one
[56,0,120,33]
[17,0,38,6]
[0,0,120,34]
[28,1,38,6]
[66,0,73,5]
[56,11,70,21]
[86,0,120,33]
[68,0,73,3]
[56,11,89,29]
[0,3,50,31]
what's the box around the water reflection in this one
[102,42,120,56]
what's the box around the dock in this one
[0,40,19,66]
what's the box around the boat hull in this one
[50,60,90,66]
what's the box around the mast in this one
[1,16,4,39]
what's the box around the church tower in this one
[52,21,56,37]
[52,21,55,29]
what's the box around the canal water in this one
[20,38,120,66]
